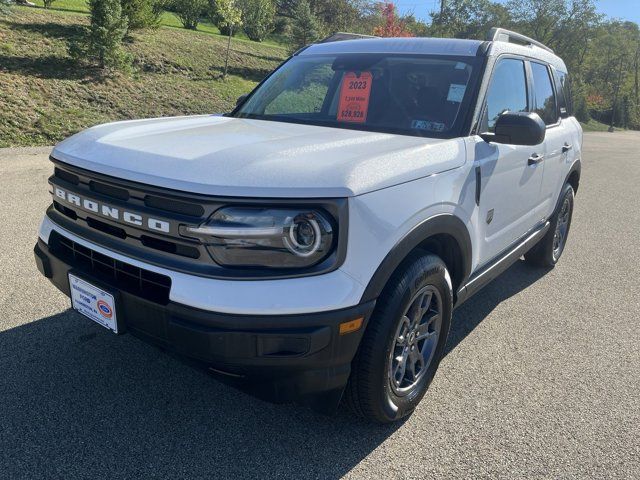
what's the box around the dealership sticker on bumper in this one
[69,274,118,333]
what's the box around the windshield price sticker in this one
[337,71,373,123]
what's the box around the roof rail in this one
[487,27,554,53]
[319,32,378,43]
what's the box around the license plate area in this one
[69,273,121,334]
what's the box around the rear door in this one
[471,57,545,266]
[529,61,575,221]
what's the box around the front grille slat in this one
[86,217,127,239]
[50,231,171,304]
[54,167,79,185]
[90,180,130,201]
[144,195,204,217]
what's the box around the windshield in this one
[232,54,481,138]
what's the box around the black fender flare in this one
[360,214,472,303]
[565,159,581,191]
[552,159,581,216]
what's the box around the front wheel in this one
[525,183,575,267]
[345,253,452,423]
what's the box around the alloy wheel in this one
[388,286,442,396]
[553,197,571,261]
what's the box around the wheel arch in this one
[551,159,581,218]
[360,214,472,304]
[566,159,581,194]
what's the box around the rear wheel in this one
[345,252,452,423]
[525,183,574,267]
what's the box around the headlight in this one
[183,207,335,268]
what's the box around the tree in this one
[121,0,163,30]
[288,0,320,52]
[430,0,510,39]
[373,2,413,37]
[69,0,130,69]
[240,0,275,42]
[402,14,430,37]
[214,0,242,78]
[276,0,373,35]
[171,0,208,29]
[581,21,639,128]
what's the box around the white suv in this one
[34,28,582,423]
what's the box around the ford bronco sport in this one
[34,28,582,423]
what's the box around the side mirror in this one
[480,112,546,146]
[236,94,248,106]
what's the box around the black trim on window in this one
[477,54,531,134]
[528,60,560,127]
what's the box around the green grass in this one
[580,119,617,132]
[0,6,286,147]
[32,0,88,14]
[30,1,286,46]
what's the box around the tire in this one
[345,252,453,423]
[525,183,575,268]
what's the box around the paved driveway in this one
[0,133,638,479]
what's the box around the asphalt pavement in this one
[0,133,638,479]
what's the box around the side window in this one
[485,58,528,131]
[557,70,573,116]
[531,62,558,125]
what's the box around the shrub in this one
[0,0,12,15]
[373,2,414,38]
[170,0,208,30]
[218,24,236,36]
[121,0,163,30]
[69,0,130,69]
[574,94,591,123]
[240,0,275,42]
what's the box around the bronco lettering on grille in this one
[54,187,170,233]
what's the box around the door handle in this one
[528,153,544,166]
[562,143,573,153]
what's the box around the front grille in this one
[50,161,209,265]
[49,231,171,304]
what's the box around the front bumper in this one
[34,237,375,409]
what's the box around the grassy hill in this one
[0,6,287,147]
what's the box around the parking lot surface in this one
[1,132,639,479]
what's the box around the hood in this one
[52,115,466,198]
